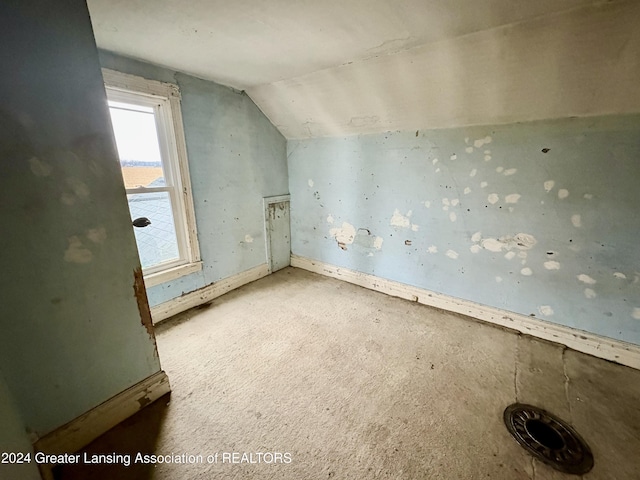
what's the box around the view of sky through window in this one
[108,101,162,165]
[108,100,178,269]
[109,101,165,189]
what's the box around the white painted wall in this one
[88,0,593,89]
[249,1,640,138]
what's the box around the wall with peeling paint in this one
[98,52,288,307]
[0,0,161,438]
[288,115,640,345]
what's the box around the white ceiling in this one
[87,0,639,138]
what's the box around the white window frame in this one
[103,68,201,287]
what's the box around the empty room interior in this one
[2,0,640,479]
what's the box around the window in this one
[103,69,201,287]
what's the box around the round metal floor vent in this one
[503,403,594,475]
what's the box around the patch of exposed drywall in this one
[64,236,94,264]
[330,222,356,250]
[328,218,383,255]
[390,209,419,232]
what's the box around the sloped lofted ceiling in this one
[87,0,640,138]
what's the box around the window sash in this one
[126,189,184,275]
[104,74,201,280]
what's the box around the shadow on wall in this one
[53,394,171,480]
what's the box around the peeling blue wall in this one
[288,115,640,345]
[0,0,161,438]
[99,52,288,307]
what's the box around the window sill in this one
[143,261,202,288]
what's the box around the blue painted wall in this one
[99,52,288,307]
[0,0,161,439]
[288,115,640,345]
[0,373,40,479]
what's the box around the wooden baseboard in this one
[34,371,170,479]
[291,255,640,371]
[150,263,270,323]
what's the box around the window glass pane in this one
[127,192,180,269]
[108,101,166,188]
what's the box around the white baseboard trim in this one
[291,255,640,371]
[150,263,270,323]
[34,371,170,479]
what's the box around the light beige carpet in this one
[57,267,640,479]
